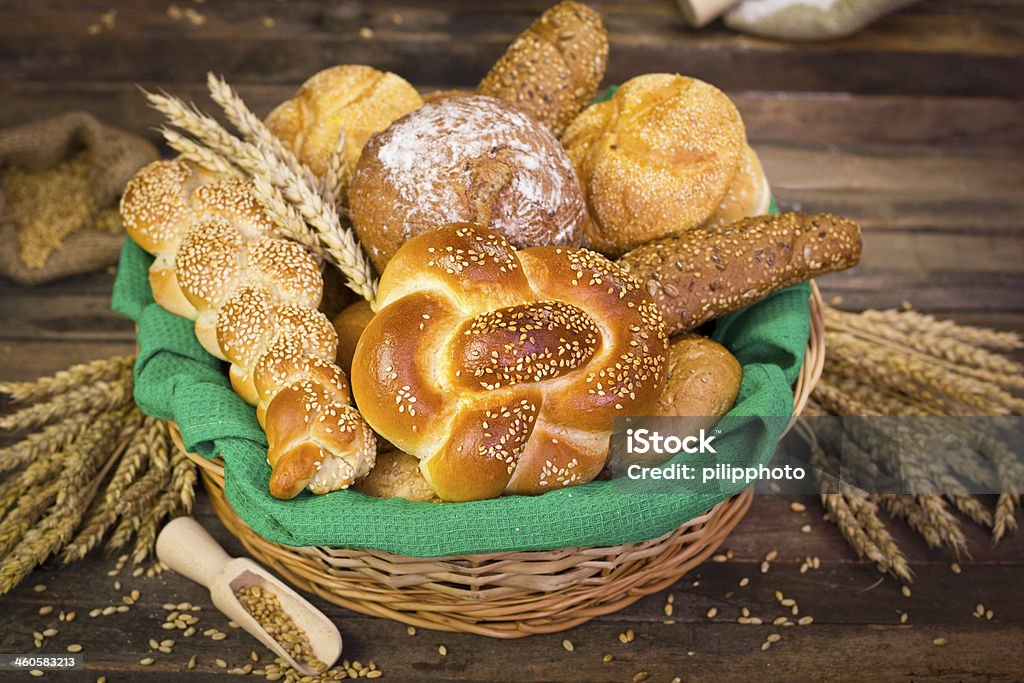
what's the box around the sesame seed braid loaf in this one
[617,211,862,335]
[120,159,375,499]
[477,0,608,136]
[350,223,668,502]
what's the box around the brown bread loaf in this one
[617,212,862,335]
[655,333,742,419]
[265,65,423,177]
[478,1,608,136]
[349,95,588,271]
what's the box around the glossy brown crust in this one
[120,158,376,499]
[617,211,863,335]
[478,1,608,135]
[349,95,587,271]
[561,73,746,256]
[351,224,668,501]
[331,299,376,378]
[265,65,423,177]
[655,333,742,418]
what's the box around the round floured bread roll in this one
[350,223,668,502]
[265,65,423,177]
[561,73,746,256]
[349,95,588,271]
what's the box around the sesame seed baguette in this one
[121,159,375,499]
[617,212,862,335]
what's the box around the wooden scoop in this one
[156,517,342,675]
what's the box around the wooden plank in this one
[0,2,1021,95]
[0,490,1020,681]
[2,81,1022,152]
[0,340,136,381]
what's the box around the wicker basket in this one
[173,283,825,638]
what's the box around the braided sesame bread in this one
[617,212,862,335]
[121,159,375,499]
[561,73,746,256]
[477,0,608,136]
[350,223,668,502]
[265,65,423,178]
[349,95,589,271]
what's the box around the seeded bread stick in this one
[617,212,862,335]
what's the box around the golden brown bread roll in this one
[353,449,441,503]
[331,299,375,378]
[121,159,375,499]
[350,224,668,502]
[478,0,608,135]
[349,95,589,271]
[704,143,772,230]
[561,73,746,256]
[265,65,423,177]
[604,333,741,477]
[655,333,741,419]
[618,212,862,335]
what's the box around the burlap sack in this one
[724,0,917,42]
[0,112,158,285]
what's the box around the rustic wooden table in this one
[1,1,1023,681]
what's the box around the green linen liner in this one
[111,223,809,557]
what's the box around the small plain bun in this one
[561,73,746,255]
[265,65,423,177]
[703,143,772,229]
[349,95,588,271]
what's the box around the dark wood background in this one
[1,0,1022,681]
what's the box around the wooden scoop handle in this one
[156,516,232,588]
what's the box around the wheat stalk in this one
[256,141,377,301]
[61,414,159,563]
[130,430,194,564]
[159,127,244,178]
[250,173,320,251]
[828,307,1022,377]
[205,73,322,191]
[0,373,133,432]
[321,128,350,208]
[0,408,125,593]
[858,308,1022,350]
[948,494,993,528]
[0,411,93,473]
[0,355,133,404]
